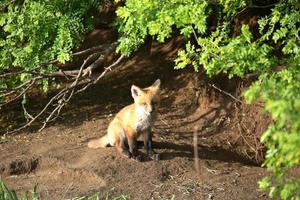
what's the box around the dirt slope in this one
[0,30,270,200]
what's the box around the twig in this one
[192,26,220,58]
[209,84,243,103]
[1,42,118,108]
[72,42,116,57]
[193,126,200,176]
[3,41,122,134]
[0,42,117,78]
[7,90,65,134]
[22,103,34,121]
[0,76,42,108]
[204,167,220,175]
[75,55,125,94]
[38,52,97,131]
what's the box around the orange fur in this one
[88,79,161,160]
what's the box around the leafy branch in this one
[1,42,124,134]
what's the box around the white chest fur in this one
[136,107,152,132]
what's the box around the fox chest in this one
[136,114,152,133]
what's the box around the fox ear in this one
[151,79,161,88]
[131,85,143,99]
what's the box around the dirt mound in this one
[0,29,271,199]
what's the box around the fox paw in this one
[150,153,160,161]
[132,155,142,162]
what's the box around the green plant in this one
[104,187,129,200]
[0,181,129,200]
[115,0,300,199]
[0,181,38,200]
[0,0,100,94]
[0,0,115,133]
[69,193,99,200]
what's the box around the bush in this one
[116,0,300,199]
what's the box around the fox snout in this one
[141,103,154,114]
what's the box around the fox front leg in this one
[127,135,142,161]
[144,130,160,161]
[116,136,131,158]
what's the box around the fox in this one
[88,79,161,161]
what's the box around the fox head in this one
[131,79,161,115]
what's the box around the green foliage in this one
[0,181,129,200]
[175,25,277,77]
[0,181,38,200]
[69,193,99,200]
[116,0,300,199]
[104,187,129,200]
[0,0,100,92]
[116,0,208,56]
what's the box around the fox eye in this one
[142,103,147,106]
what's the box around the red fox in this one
[88,79,161,161]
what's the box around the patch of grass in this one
[105,188,129,200]
[68,193,99,200]
[0,181,38,200]
[0,181,129,200]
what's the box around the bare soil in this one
[0,29,271,200]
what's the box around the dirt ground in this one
[0,29,271,200]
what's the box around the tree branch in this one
[209,84,243,103]
[0,42,117,78]
[2,41,125,134]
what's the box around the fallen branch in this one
[193,126,200,176]
[1,42,118,107]
[3,43,125,134]
[0,42,117,78]
[75,55,125,94]
[209,84,243,103]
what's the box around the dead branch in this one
[38,51,94,131]
[0,42,116,78]
[3,41,125,134]
[75,54,125,94]
[193,126,200,176]
[0,76,43,108]
[1,42,118,108]
[209,84,243,103]
[22,103,34,121]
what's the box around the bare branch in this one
[0,76,43,108]
[22,103,34,121]
[193,126,200,176]
[75,55,125,94]
[0,42,117,78]
[72,42,116,57]
[37,51,95,131]
[4,42,124,134]
[192,26,220,58]
[1,41,119,109]
[209,84,243,103]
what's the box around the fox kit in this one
[88,79,161,161]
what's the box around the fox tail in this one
[87,135,109,148]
